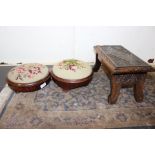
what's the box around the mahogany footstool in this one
[51,59,93,90]
[7,63,51,92]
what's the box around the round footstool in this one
[7,63,51,92]
[51,59,93,90]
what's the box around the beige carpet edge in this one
[0,85,13,114]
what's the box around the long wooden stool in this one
[93,45,155,104]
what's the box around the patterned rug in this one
[0,69,155,128]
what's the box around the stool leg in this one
[108,77,121,104]
[134,74,146,102]
[93,54,101,72]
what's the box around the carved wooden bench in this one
[93,45,155,104]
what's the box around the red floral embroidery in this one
[58,59,85,72]
[11,64,45,81]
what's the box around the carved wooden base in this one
[108,74,146,104]
[93,53,147,104]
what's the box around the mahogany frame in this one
[7,73,51,92]
[51,71,93,90]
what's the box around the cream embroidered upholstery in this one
[7,63,49,83]
[52,59,92,80]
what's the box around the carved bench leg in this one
[93,54,101,72]
[133,74,146,102]
[108,77,121,104]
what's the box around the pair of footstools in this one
[7,59,93,92]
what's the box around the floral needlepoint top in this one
[58,59,85,72]
[53,59,92,80]
[7,63,49,83]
